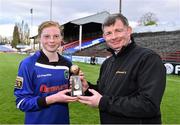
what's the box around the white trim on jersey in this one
[35,62,69,70]
[17,98,25,109]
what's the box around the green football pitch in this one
[0,53,180,124]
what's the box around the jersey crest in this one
[15,76,23,89]
[64,69,69,79]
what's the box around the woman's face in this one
[40,26,62,53]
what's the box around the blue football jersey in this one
[14,51,72,124]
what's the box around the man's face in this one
[40,26,62,53]
[103,19,132,51]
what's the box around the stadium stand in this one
[74,41,111,57]
[61,11,110,55]
[62,11,110,44]
[74,30,180,63]
[63,37,105,54]
[0,45,17,52]
[133,31,180,63]
[29,11,180,63]
[160,51,180,62]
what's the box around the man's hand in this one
[78,70,89,92]
[78,89,102,107]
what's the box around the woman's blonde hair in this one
[38,21,62,37]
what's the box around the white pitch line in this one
[167,78,180,83]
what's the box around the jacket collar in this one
[38,50,62,66]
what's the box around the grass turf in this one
[0,53,180,124]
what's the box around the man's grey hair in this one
[102,13,129,30]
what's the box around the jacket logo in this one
[116,71,126,74]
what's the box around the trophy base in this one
[71,75,83,96]
[71,90,83,96]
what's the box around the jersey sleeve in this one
[14,60,41,112]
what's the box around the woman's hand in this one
[46,89,78,105]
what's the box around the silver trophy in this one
[70,65,83,96]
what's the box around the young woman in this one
[14,21,77,124]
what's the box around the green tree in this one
[11,24,20,48]
[139,12,158,26]
[17,20,30,45]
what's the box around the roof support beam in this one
[79,24,82,51]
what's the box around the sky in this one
[0,0,180,37]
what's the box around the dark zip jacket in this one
[88,38,166,124]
